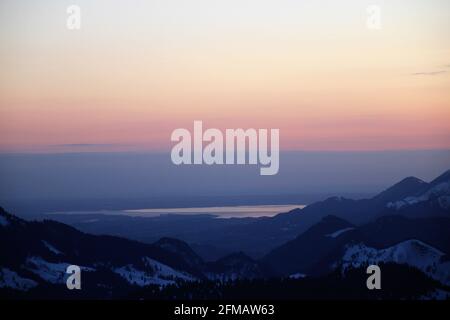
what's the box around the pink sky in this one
[1,0,449,152]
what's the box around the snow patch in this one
[289,273,306,279]
[42,241,63,255]
[143,257,195,282]
[325,227,354,238]
[339,240,450,285]
[113,257,195,287]
[114,265,174,286]
[25,256,94,284]
[0,268,37,291]
[420,289,450,300]
[387,182,450,210]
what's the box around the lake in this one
[50,204,306,219]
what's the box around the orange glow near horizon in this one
[1,0,449,153]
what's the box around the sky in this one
[1,0,449,153]
[0,1,449,206]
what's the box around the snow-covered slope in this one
[0,207,203,293]
[1,207,269,295]
[337,240,450,285]
[0,268,37,291]
[25,256,95,284]
[387,182,450,210]
[113,257,196,287]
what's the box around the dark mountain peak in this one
[262,214,358,276]
[154,237,204,267]
[430,169,450,186]
[373,176,428,203]
[305,196,356,211]
[155,237,193,251]
[0,206,12,219]
[323,196,351,203]
[306,215,353,235]
[402,176,425,183]
[0,207,26,227]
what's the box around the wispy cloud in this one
[412,64,450,76]
[52,143,120,148]
[411,70,447,76]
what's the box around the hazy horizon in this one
[1,150,448,206]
